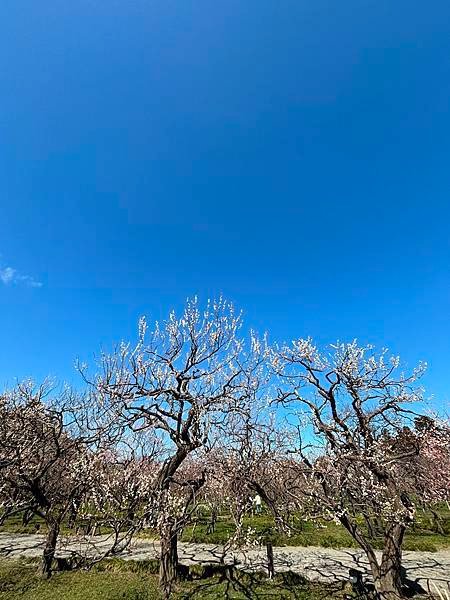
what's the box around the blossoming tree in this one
[80,297,265,597]
[273,339,427,600]
[0,382,90,576]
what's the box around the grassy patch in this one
[2,506,449,552]
[0,559,347,600]
[178,570,345,599]
[180,510,450,551]
[0,558,160,600]
[0,513,45,535]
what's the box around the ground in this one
[179,509,450,553]
[0,558,346,600]
[4,508,449,552]
[1,533,449,594]
[1,508,449,598]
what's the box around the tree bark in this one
[338,512,407,599]
[266,542,275,578]
[153,446,192,596]
[0,507,12,526]
[373,523,406,600]
[159,518,179,599]
[41,521,60,578]
[207,505,218,534]
[363,513,376,539]
[249,481,287,534]
[430,508,445,535]
[22,509,34,526]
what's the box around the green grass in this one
[2,505,449,553]
[180,511,450,552]
[181,515,364,549]
[0,512,45,535]
[178,570,346,599]
[0,512,115,537]
[0,558,160,600]
[0,559,346,600]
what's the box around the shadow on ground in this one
[177,566,347,600]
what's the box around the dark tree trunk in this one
[154,445,198,596]
[430,508,445,535]
[67,500,80,530]
[373,523,406,600]
[41,521,60,578]
[0,507,12,526]
[338,513,404,600]
[362,513,385,539]
[363,513,376,539]
[159,518,179,599]
[207,505,218,534]
[249,481,287,534]
[266,542,275,578]
[22,509,34,526]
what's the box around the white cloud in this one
[0,265,42,288]
[0,267,15,285]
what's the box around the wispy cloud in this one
[0,265,42,288]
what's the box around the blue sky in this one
[0,1,449,408]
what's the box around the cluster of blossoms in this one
[416,419,450,504]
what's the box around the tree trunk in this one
[0,507,12,526]
[373,523,405,600]
[363,513,376,539]
[41,521,60,578]
[22,509,33,526]
[249,481,287,534]
[430,508,445,535]
[339,513,406,599]
[159,518,179,599]
[266,542,275,578]
[207,505,218,534]
[373,514,384,537]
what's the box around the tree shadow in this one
[178,565,345,599]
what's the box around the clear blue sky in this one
[1,1,449,407]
